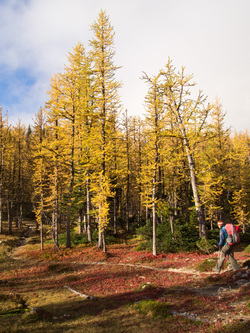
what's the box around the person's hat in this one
[217,220,224,225]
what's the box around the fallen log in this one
[64,285,95,300]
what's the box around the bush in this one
[45,230,95,246]
[240,232,250,245]
[45,228,120,247]
[245,244,250,253]
[133,299,171,318]
[104,232,117,245]
[196,237,217,254]
[0,242,12,261]
[58,231,86,246]
[196,258,217,272]
[135,218,199,253]
[134,241,148,251]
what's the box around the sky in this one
[0,0,249,132]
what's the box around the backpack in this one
[224,223,240,245]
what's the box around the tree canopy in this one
[0,11,249,254]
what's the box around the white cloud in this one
[0,0,250,132]
[0,0,92,74]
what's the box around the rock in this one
[241,273,248,279]
[235,271,243,278]
[215,317,225,323]
[239,281,250,291]
[235,279,248,287]
[31,307,53,320]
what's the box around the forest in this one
[0,10,250,333]
[0,10,249,255]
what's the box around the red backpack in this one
[224,223,240,245]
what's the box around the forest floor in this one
[0,222,249,333]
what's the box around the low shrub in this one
[45,229,119,247]
[133,241,148,251]
[135,219,199,253]
[244,244,250,253]
[0,242,12,262]
[0,293,27,315]
[196,237,217,254]
[195,258,217,272]
[45,231,87,246]
[239,232,250,245]
[133,299,171,318]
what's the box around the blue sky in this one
[0,0,249,132]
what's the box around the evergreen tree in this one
[199,98,231,227]
[89,10,122,250]
[32,108,48,250]
[142,72,165,255]
[0,107,9,233]
[229,131,250,231]
[162,59,212,238]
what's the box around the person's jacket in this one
[218,226,227,248]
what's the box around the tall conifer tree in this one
[142,72,164,255]
[89,10,121,250]
[162,59,212,238]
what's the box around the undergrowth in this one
[133,299,171,318]
[0,222,249,333]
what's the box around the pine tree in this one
[55,43,89,248]
[132,117,144,227]
[0,107,9,233]
[142,72,165,255]
[32,108,48,250]
[199,98,231,227]
[89,10,122,250]
[45,73,66,248]
[75,45,95,243]
[229,131,250,231]
[162,59,212,238]
[11,121,30,229]
[6,127,15,234]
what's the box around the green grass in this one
[195,258,217,272]
[133,299,171,318]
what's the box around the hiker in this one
[213,220,240,273]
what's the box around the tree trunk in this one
[98,227,106,252]
[113,189,117,235]
[152,131,158,256]
[138,126,142,227]
[66,177,73,248]
[180,125,207,238]
[53,119,59,249]
[53,195,59,249]
[125,110,130,232]
[40,216,43,251]
[7,200,13,234]
[0,144,4,234]
[152,175,157,256]
[66,115,75,248]
[86,173,92,242]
